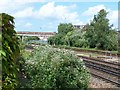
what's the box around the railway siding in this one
[53,46,120,57]
[77,55,120,87]
[77,55,120,65]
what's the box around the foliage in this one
[48,24,88,48]
[65,29,88,47]
[84,9,117,50]
[24,46,90,89]
[24,36,40,42]
[58,23,74,34]
[48,9,118,51]
[48,23,74,46]
[48,35,63,45]
[16,37,33,88]
[48,36,55,45]
[1,13,20,89]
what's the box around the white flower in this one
[80,59,83,61]
[83,65,86,69]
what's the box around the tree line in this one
[48,9,119,51]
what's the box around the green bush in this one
[25,36,39,42]
[24,46,90,89]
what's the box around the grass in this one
[53,45,119,54]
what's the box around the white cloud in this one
[82,4,109,16]
[0,0,44,6]
[73,21,84,25]
[37,2,84,24]
[25,22,32,27]
[13,7,34,18]
[81,4,108,24]
[0,0,10,12]
[82,4,118,28]
[14,0,45,4]
[0,0,45,13]
[15,20,32,29]
[108,10,118,27]
[36,2,79,22]
[52,0,119,2]
[37,2,55,19]
[13,2,83,24]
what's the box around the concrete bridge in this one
[17,31,56,41]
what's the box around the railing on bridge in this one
[17,31,56,40]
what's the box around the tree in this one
[58,23,74,34]
[1,13,20,89]
[64,31,73,46]
[64,29,87,47]
[84,24,97,48]
[48,36,55,45]
[48,23,74,46]
[24,36,40,42]
[85,9,117,50]
[48,9,117,51]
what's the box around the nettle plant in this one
[25,46,90,89]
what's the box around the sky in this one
[0,0,119,32]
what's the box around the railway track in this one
[74,49,120,57]
[89,71,120,87]
[77,55,120,87]
[77,55,120,66]
[85,61,120,77]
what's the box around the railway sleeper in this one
[90,72,120,87]
[83,59,120,71]
[84,63,120,77]
[78,55,120,66]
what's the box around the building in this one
[73,25,85,29]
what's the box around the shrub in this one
[24,36,40,42]
[24,46,90,89]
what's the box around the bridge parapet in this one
[17,31,56,40]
